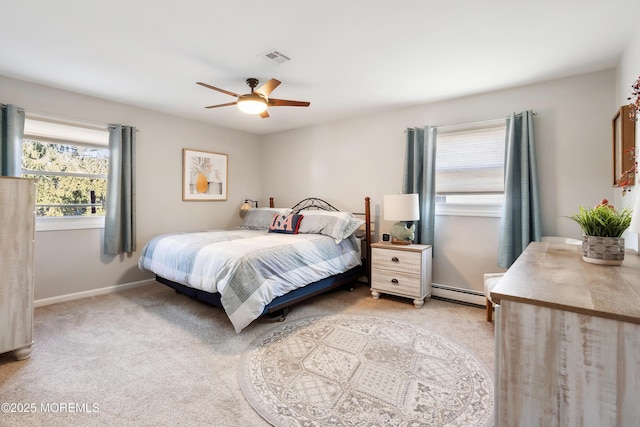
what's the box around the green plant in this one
[568,199,632,237]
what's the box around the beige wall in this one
[0,76,262,300]
[261,70,616,293]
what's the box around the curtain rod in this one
[30,111,140,132]
[0,104,25,113]
[3,105,139,132]
[437,111,537,131]
[407,111,538,133]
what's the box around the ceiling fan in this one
[196,78,310,118]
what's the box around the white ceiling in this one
[2,1,639,135]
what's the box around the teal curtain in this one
[104,125,136,255]
[0,104,25,176]
[402,126,437,246]
[497,111,541,268]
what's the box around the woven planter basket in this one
[581,235,625,265]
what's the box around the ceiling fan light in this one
[237,96,268,114]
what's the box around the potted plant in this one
[568,199,632,265]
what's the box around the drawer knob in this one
[391,278,399,284]
[391,256,399,262]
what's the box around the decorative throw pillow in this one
[268,213,304,234]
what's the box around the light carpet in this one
[0,282,494,426]
[239,314,494,427]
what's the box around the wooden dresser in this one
[491,241,640,427]
[0,177,36,360]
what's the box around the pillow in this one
[297,210,365,243]
[268,213,304,234]
[343,216,365,238]
[240,207,292,230]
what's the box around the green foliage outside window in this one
[22,139,108,217]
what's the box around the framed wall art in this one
[182,149,228,201]
[612,105,636,188]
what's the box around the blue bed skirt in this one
[155,262,367,316]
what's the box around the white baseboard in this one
[431,283,485,307]
[34,279,156,308]
[33,279,486,309]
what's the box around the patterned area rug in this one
[238,315,494,426]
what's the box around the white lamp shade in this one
[239,201,252,213]
[383,194,420,221]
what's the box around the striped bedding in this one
[138,229,362,332]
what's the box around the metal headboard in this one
[289,196,372,281]
[290,197,339,214]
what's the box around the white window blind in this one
[23,118,109,148]
[435,120,507,194]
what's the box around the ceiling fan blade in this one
[204,101,238,109]
[255,79,281,97]
[196,82,239,98]
[259,110,270,119]
[268,98,311,107]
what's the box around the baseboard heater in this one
[431,283,485,308]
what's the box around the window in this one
[435,119,507,216]
[22,117,110,231]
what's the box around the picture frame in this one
[612,105,636,187]
[182,148,228,201]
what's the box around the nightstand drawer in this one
[371,268,422,296]
[371,247,422,274]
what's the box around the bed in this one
[138,197,371,332]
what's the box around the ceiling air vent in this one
[263,50,291,64]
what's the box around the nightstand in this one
[370,242,432,308]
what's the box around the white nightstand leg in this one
[371,290,380,299]
[413,298,424,308]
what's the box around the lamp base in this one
[390,221,416,245]
[391,237,411,245]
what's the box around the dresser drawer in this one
[371,247,422,274]
[371,268,423,297]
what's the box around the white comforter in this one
[138,229,361,332]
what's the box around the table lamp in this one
[239,199,258,218]
[383,193,420,244]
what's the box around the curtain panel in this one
[402,126,437,246]
[497,110,542,268]
[0,104,25,176]
[104,125,136,255]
